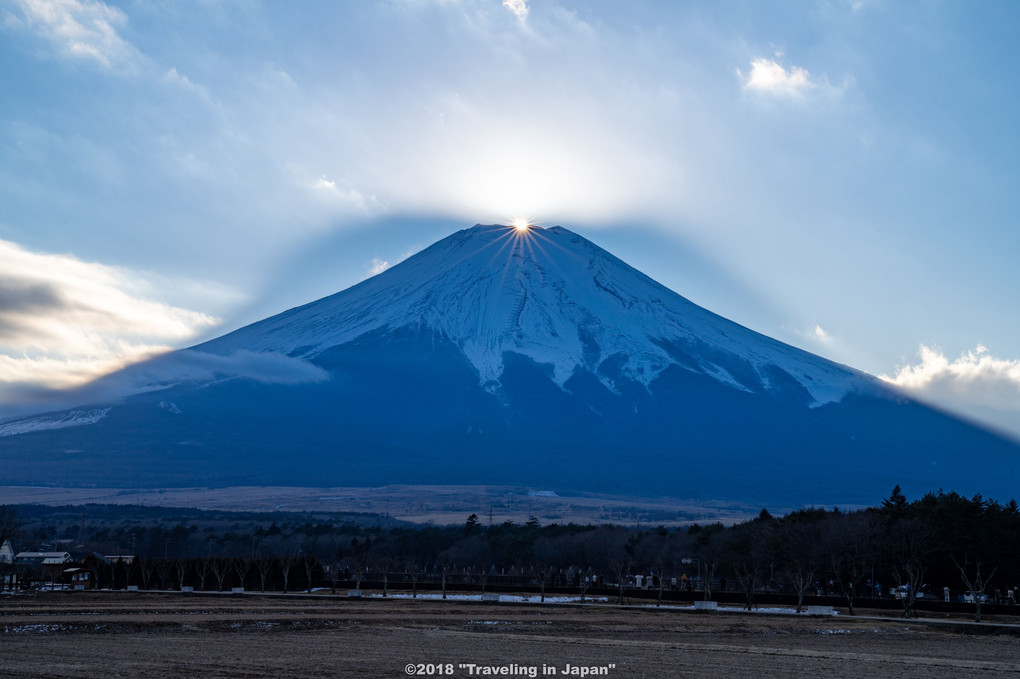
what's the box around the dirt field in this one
[2,591,1018,679]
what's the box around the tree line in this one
[3,487,1020,619]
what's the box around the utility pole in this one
[77,509,85,550]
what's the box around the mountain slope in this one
[1,224,1016,505]
[197,224,868,405]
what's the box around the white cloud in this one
[881,344,1020,440]
[810,324,832,343]
[787,323,835,350]
[366,248,418,279]
[91,349,329,397]
[502,0,529,21]
[0,238,220,401]
[9,0,141,69]
[741,57,817,97]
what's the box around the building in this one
[15,551,72,583]
[63,567,95,590]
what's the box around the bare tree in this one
[376,556,395,598]
[255,558,273,593]
[822,511,877,616]
[327,560,344,595]
[126,557,140,590]
[155,559,172,590]
[734,560,763,611]
[609,557,632,605]
[233,558,251,592]
[885,517,933,619]
[954,555,997,623]
[210,557,230,591]
[280,555,296,593]
[642,537,673,608]
[303,555,315,593]
[775,511,826,613]
[139,558,156,590]
[110,557,130,590]
[578,567,593,603]
[80,553,102,591]
[723,512,776,612]
[193,557,210,591]
[173,558,189,590]
[438,549,457,600]
[404,559,421,599]
[341,549,372,594]
[689,522,726,602]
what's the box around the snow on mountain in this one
[2,224,1017,503]
[197,224,868,406]
[0,408,110,437]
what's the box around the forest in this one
[3,486,1019,619]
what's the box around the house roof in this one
[15,551,72,564]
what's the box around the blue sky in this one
[1,0,1019,438]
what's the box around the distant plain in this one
[0,484,778,527]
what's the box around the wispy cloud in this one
[881,344,1020,440]
[0,239,219,403]
[87,348,330,399]
[7,0,141,70]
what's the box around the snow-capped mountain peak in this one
[4,223,1015,506]
[196,224,866,405]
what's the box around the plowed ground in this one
[2,592,1019,678]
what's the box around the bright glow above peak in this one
[513,220,531,233]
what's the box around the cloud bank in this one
[88,348,330,398]
[0,347,330,421]
[0,238,219,408]
[881,344,1020,441]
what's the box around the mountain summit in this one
[198,225,868,405]
[2,224,1016,504]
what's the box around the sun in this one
[512,219,530,233]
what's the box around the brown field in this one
[0,484,776,526]
[2,591,1019,679]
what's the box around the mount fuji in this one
[2,224,1017,504]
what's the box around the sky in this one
[1,0,1019,439]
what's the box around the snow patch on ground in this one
[159,401,182,414]
[365,593,607,603]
